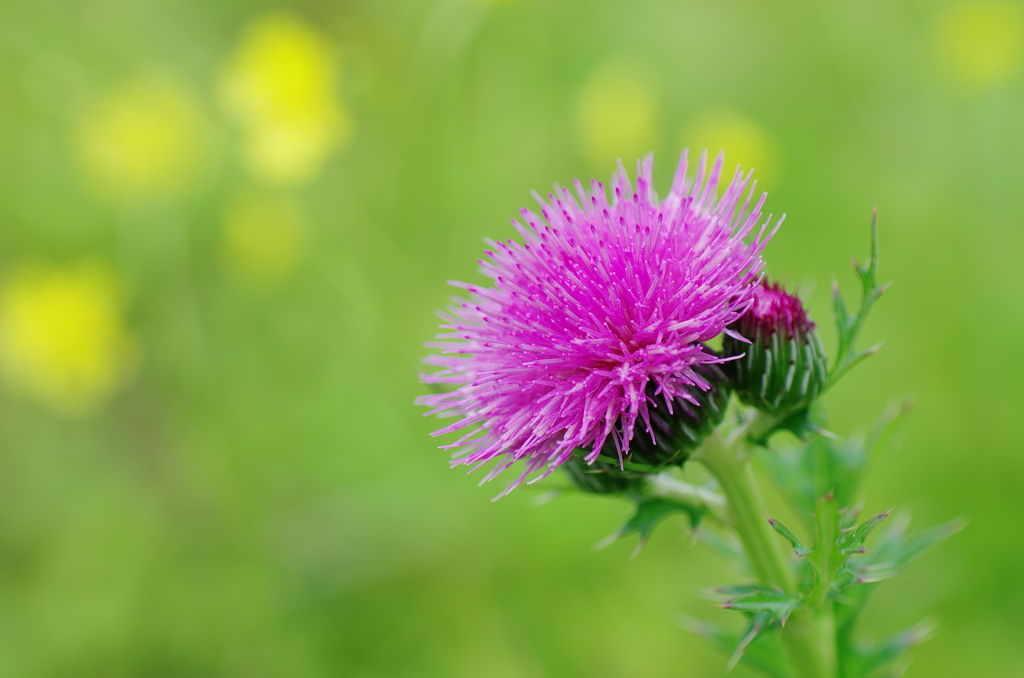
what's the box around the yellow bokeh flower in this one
[223,191,305,285]
[575,60,658,171]
[934,1,1024,89]
[0,260,137,416]
[681,110,780,189]
[219,12,352,186]
[75,77,206,199]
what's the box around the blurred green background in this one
[0,0,1022,675]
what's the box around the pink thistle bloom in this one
[418,151,780,496]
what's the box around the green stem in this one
[641,473,728,524]
[693,423,836,678]
[783,606,837,678]
[696,432,794,590]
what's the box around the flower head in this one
[418,151,778,495]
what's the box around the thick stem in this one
[783,606,837,678]
[694,429,836,678]
[696,433,794,590]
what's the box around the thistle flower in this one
[418,151,778,495]
[722,280,827,418]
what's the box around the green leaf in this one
[827,209,890,391]
[758,400,912,524]
[728,612,772,671]
[838,509,891,555]
[681,615,793,678]
[717,586,804,624]
[768,517,811,556]
[833,517,965,633]
[595,497,703,555]
[839,619,936,678]
[835,517,965,592]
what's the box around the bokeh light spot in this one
[680,109,780,189]
[75,77,206,199]
[0,260,137,416]
[223,191,305,285]
[219,12,352,186]
[574,60,657,171]
[933,1,1024,88]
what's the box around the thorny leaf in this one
[759,400,911,524]
[768,517,811,557]
[838,509,892,555]
[681,614,792,678]
[827,209,890,391]
[839,619,936,678]
[716,586,803,624]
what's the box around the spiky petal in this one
[417,151,779,495]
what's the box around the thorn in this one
[863,340,885,355]
[593,531,622,552]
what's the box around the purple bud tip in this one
[739,280,814,344]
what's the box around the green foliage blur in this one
[0,0,1022,675]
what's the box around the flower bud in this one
[722,281,828,418]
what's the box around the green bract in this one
[564,361,731,494]
[614,361,731,468]
[562,455,636,494]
